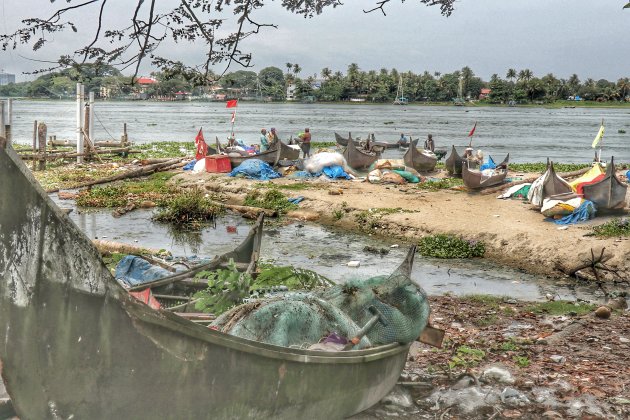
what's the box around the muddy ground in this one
[354,294,630,419]
[175,171,630,281]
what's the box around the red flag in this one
[195,128,208,160]
[226,99,238,108]
[468,122,477,137]
[230,111,235,124]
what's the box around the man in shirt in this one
[299,128,312,158]
[260,128,269,151]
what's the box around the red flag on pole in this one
[226,99,238,108]
[194,128,208,160]
[468,122,477,137]
[230,111,236,124]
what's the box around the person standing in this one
[299,128,312,158]
[259,128,269,151]
[424,134,435,152]
[267,127,279,148]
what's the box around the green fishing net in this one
[211,261,430,349]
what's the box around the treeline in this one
[2,62,630,104]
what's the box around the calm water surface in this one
[11,100,630,163]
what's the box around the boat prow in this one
[0,142,410,419]
[582,156,628,211]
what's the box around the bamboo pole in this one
[32,120,37,170]
[76,83,84,163]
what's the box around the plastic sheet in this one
[229,159,281,180]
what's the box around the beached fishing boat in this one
[0,141,414,419]
[403,144,438,172]
[582,156,628,211]
[271,139,301,160]
[462,154,510,189]
[216,136,281,167]
[343,134,379,169]
[527,159,573,207]
[445,145,465,175]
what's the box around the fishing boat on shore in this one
[582,156,628,211]
[403,144,438,173]
[215,136,281,167]
[462,154,510,189]
[343,134,379,169]
[527,159,573,207]
[445,145,465,175]
[0,141,416,419]
[273,138,301,160]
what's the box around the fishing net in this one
[211,267,430,349]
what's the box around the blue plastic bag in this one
[183,159,197,171]
[322,165,352,180]
[229,159,281,180]
[480,157,496,171]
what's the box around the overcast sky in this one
[1,0,629,82]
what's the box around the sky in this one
[1,0,629,82]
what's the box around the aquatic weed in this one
[418,234,485,258]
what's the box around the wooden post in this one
[76,83,84,163]
[38,122,47,171]
[88,92,95,146]
[84,102,91,159]
[32,120,37,170]
[0,101,5,140]
[5,98,12,143]
[121,122,128,146]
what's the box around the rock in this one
[328,189,343,195]
[506,299,517,304]
[500,387,530,407]
[619,337,630,344]
[286,210,319,221]
[390,244,399,248]
[139,201,156,208]
[594,306,611,319]
[549,355,566,364]
[380,385,414,409]
[482,366,515,385]
[607,297,628,310]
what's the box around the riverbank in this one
[174,171,630,281]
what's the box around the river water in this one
[9,100,630,163]
[60,202,601,302]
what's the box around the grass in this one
[153,189,222,228]
[75,172,177,208]
[448,345,486,370]
[243,188,297,214]
[524,300,597,316]
[418,234,485,258]
[261,182,314,191]
[417,178,463,191]
[592,218,630,238]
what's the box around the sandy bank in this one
[174,172,630,280]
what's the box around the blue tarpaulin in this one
[480,157,496,171]
[554,200,597,225]
[183,159,197,171]
[116,255,209,287]
[229,159,281,180]
[323,165,352,179]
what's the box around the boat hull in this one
[403,145,437,172]
[445,145,464,175]
[462,154,510,189]
[582,157,628,210]
[0,144,409,419]
[343,135,378,170]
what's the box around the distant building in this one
[479,88,491,100]
[0,71,15,86]
[286,83,296,101]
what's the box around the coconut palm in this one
[292,63,302,76]
[517,69,533,83]
[321,67,332,80]
[506,68,516,83]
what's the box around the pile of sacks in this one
[367,159,422,184]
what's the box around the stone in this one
[549,355,566,364]
[139,201,156,208]
[594,306,611,319]
[482,366,515,385]
[619,337,630,344]
[607,297,628,310]
[500,387,530,407]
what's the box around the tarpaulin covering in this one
[229,159,281,180]
[569,164,605,194]
[497,183,532,199]
[129,289,162,310]
[323,165,352,179]
[116,256,175,287]
[541,197,584,218]
[480,156,496,171]
[554,200,597,225]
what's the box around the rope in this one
[93,109,119,142]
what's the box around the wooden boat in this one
[445,145,465,175]
[462,154,510,189]
[527,159,573,207]
[0,141,414,419]
[343,133,378,169]
[216,136,281,167]
[335,131,355,147]
[271,139,301,160]
[403,144,438,172]
[582,156,628,210]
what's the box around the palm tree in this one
[320,67,332,80]
[617,78,630,101]
[292,63,302,76]
[285,62,293,75]
[518,69,533,83]
[434,71,441,78]
[506,68,516,83]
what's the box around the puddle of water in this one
[57,199,603,302]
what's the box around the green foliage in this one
[153,189,221,228]
[513,355,531,368]
[254,264,334,290]
[524,300,596,315]
[417,178,463,191]
[333,208,345,220]
[76,172,177,207]
[500,340,519,352]
[243,188,297,213]
[592,218,630,238]
[194,260,252,315]
[448,346,486,370]
[509,162,590,173]
[418,234,485,258]
[134,142,196,159]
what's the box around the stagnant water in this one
[59,200,603,302]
